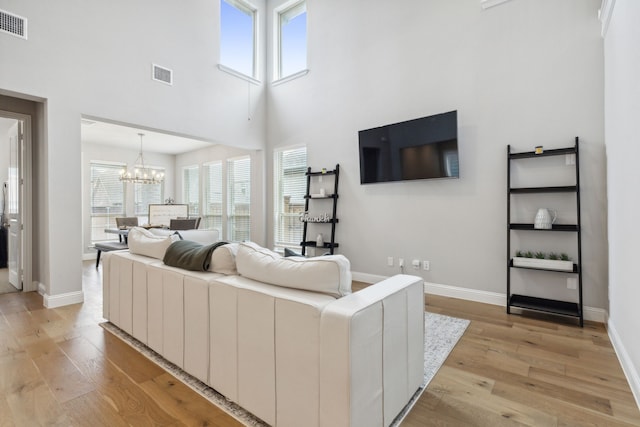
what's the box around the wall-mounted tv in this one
[358,110,459,184]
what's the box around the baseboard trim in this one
[43,290,84,308]
[351,272,606,323]
[37,281,45,296]
[608,318,640,408]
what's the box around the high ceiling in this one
[81,119,214,155]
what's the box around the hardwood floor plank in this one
[0,264,638,425]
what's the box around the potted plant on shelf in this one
[513,250,574,271]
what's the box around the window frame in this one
[227,155,251,242]
[183,165,200,217]
[202,160,224,234]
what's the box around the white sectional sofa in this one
[102,231,425,427]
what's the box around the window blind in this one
[183,165,200,216]
[273,147,307,251]
[227,156,251,242]
[90,162,125,242]
[203,161,223,233]
[134,170,164,222]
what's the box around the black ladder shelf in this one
[301,164,339,256]
[507,138,583,326]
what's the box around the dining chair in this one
[115,217,139,229]
[169,218,198,230]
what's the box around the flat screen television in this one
[358,110,459,184]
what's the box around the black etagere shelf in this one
[301,164,340,256]
[507,138,583,326]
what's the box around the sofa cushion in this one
[209,243,239,275]
[128,227,180,259]
[236,242,352,298]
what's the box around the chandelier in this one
[120,133,164,184]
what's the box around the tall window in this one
[90,162,125,242]
[275,0,307,79]
[274,147,306,251]
[183,165,200,216]
[227,156,251,241]
[220,0,257,78]
[203,161,223,233]
[134,174,164,225]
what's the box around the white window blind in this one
[277,0,307,79]
[90,162,125,242]
[227,156,251,242]
[203,161,223,233]
[134,174,164,224]
[274,146,307,251]
[183,165,200,216]
[220,0,257,78]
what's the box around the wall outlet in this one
[567,277,578,290]
[412,259,420,269]
[387,257,394,267]
[423,260,430,271]
[566,153,576,165]
[398,258,404,268]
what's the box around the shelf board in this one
[509,147,576,159]
[509,259,579,273]
[306,170,337,176]
[304,194,338,199]
[509,223,579,232]
[509,294,581,318]
[510,186,577,194]
[300,241,339,249]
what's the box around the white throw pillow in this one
[128,227,179,259]
[236,241,352,298]
[209,243,239,275]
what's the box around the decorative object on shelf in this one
[533,208,556,229]
[535,145,544,155]
[513,250,573,271]
[299,212,332,223]
[164,197,175,204]
[316,233,324,247]
[120,133,165,184]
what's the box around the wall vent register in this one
[0,9,27,39]
[152,64,173,85]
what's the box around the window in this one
[90,162,125,242]
[203,161,223,233]
[227,156,251,241]
[275,0,307,80]
[183,165,200,216]
[134,173,164,225]
[274,147,307,251]
[220,0,257,78]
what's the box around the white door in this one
[7,121,22,289]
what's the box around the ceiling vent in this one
[152,64,173,85]
[0,9,27,39]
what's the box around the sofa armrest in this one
[319,274,424,427]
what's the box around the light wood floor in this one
[0,263,638,426]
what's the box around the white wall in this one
[175,145,266,246]
[0,118,13,189]
[80,142,175,256]
[0,0,267,299]
[266,0,608,309]
[603,0,640,405]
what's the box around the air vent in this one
[152,64,173,85]
[0,9,27,39]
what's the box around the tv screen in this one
[358,110,459,184]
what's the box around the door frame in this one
[0,109,33,292]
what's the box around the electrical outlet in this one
[412,259,420,269]
[567,277,577,290]
[398,258,404,268]
[566,153,576,166]
[423,260,430,271]
[387,257,394,267]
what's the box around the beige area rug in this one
[101,312,470,426]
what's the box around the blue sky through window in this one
[280,8,307,77]
[220,0,255,78]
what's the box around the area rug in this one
[100,311,469,426]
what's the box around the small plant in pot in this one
[535,251,546,259]
[513,250,573,271]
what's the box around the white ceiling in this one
[81,119,214,155]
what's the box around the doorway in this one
[0,116,24,294]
